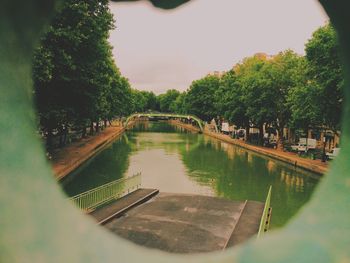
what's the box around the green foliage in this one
[265,51,306,129]
[214,70,249,128]
[237,56,275,129]
[130,90,159,113]
[159,24,344,144]
[158,89,181,113]
[32,0,134,145]
[142,91,159,111]
[305,24,344,131]
[287,82,322,130]
[172,92,188,114]
[108,76,134,117]
[185,75,220,121]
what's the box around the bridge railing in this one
[257,186,272,238]
[124,113,205,131]
[68,173,141,213]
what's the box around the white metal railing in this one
[69,173,141,212]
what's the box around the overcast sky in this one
[109,0,328,94]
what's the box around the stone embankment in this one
[52,123,130,180]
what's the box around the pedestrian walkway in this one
[52,124,126,180]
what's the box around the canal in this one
[61,122,321,228]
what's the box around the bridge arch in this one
[123,113,204,132]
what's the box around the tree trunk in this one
[90,121,94,136]
[277,127,284,151]
[58,125,64,148]
[63,125,68,145]
[259,124,264,146]
[95,121,100,133]
[82,126,87,138]
[245,125,250,142]
[104,120,107,128]
[305,127,309,153]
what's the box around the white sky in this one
[109,0,329,94]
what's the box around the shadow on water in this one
[61,135,132,197]
[60,121,321,228]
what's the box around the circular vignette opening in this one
[0,1,349,263]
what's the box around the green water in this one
[61,122,321,228]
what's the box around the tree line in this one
[159,24,344,147]
[33,1,343,151]
[33,0,159,149]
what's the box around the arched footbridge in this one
[124,113,204,132]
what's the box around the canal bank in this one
[52,122,133,180]
[61,121,320,228]
[171,120,328,175]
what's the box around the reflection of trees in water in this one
[61,135,133,197]
[266,160,277,173]
[131,121,180,133]
[280,170,305,193]
[128,130,200,156]
[180,135,320,228]
[203,136,248,161]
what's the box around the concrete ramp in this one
[97,192,264,253]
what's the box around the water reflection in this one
[61,135,132,196]
[61,122,321,228]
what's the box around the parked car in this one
[263,133,277,148]
[291,138,317,152]
[326,148,340,160]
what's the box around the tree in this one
[262,50,307,148]
[172,92,188,114]
[33,0,133,145]
[287,81,322,136]
[130,89,147,113]
[142,91,159,111]
[186,75,220,121]
[214,70,250,134]
[224,52,306,146]
[108,75,134,120]
[235,55,275,144]
[305,23,344,132]
[158,89,180,113]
